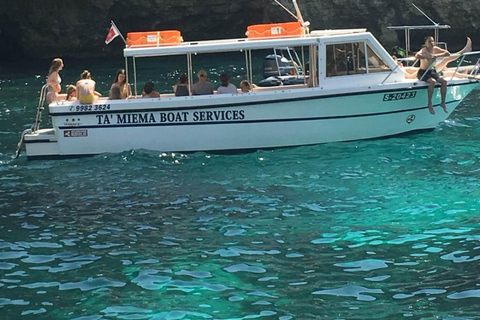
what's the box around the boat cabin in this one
[121,26,404,96]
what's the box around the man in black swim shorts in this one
[415,36,450,115]
[417,68,440,82]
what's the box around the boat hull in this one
[24,82,478,159]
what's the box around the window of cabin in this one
[326,42,391,77]
[326,42,366,77]
[365,44,390,73]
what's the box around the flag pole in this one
[111,20,127,44]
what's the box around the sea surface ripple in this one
[1,66,480,320]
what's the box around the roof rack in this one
[309,29,367,37]
[388,24,451,55]
[388,3,451,56]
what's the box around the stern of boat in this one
[24,128,59,159]
[14,85,61,159]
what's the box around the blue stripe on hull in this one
[57,101,454,130]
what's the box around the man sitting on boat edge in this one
[415,36,450,115]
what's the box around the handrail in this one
[381,63,402,84]
[382,51,480,84]
[454,50,480,57]
[381,56,421,84]
[447,51,480,81]
[14,84,49,158]
[33,84,49,133]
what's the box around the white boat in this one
[16,2,480,159]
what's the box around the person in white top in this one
[217,73,237,94]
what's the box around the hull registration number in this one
[383,91,417,101]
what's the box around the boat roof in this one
[123,28,369,58]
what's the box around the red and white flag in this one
[105,23,120,45]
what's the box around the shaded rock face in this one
[295,0,480,53]
[0,0,479,61]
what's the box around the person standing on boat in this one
[76,70,101,104]
[111,69,131,99]
[415,36,450,115]
[174,73,189,96]
[192,70,214,95]
[46,58,64,104]
[217,73,237,94]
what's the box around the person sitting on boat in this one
[395,37,473,80]
[240,80,252,93]
[415,36,450,115]
[392,55,417,79]
[76,70,102,104]
[392,46,406,60]
[142,81,161,98]
[174,73,189,96]
[217,72,237,94]
[111,69,131,99]
[66,85,77,101]
[46,58,65,104]
[109,85,122,100]
[434,37,472,74]
[192,70,214,95]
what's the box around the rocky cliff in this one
[0,0,479,61]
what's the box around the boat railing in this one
[396,56,418,66]
[381,57,418,84]
[32,84,49,132]
[14,84,49,158]
[382,51,480,84]
[447,51,480,81]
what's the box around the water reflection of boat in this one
[16,0,480,159]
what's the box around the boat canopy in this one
[123,29,371,58]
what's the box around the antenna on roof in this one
[412,3,438,25]
[293,0,310,32]
[273,0,310,33]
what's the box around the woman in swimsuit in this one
[76,70,102,104]
[111,69,131,99]
[46,58,64,104]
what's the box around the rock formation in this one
[0,0,479,60]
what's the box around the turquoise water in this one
[1,61,480,319]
